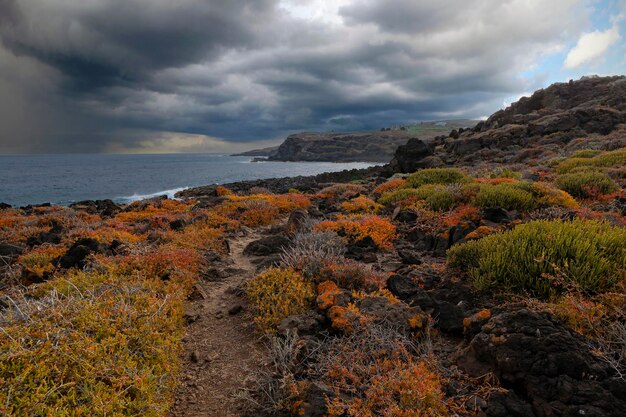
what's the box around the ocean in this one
[0,153,379,207]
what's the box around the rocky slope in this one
[391,75,626,170]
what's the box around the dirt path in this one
[169,230,267,417]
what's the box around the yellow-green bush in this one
[404,168,469,188]
[556,148,626,173]
[246,267,314,333]
[0,269,187,416]
[571,149,602,158]
[473,183,536,211]
[379,184,461,211]
[378,188,424,205]
[412,184,460,211]
[556,170,619,198]
[447,219,626,299]
[490,167,522,179]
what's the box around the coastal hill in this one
[234,120,477,162]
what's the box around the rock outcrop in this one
[442,76,626,165]
[458,308,626,417]
[267,131,415,162]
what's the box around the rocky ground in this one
[1,75,625,417]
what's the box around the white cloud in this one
[564,25,620,68]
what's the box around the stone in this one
[58,238,108,269]
[0,243,24,257]
[228,304,243,315]
[243,235,291,256]
[286,209,309,236]
[397,249,422,265]
[389,138,435,173]
[457,308,626,417]
[386,274,435,309]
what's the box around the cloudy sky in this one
[0,0,624,154]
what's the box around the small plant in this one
[280,230,345,279]
[378,188,424,206]
[556,170,618,198]
[447,219,626,299]
[341,196,383,214]
[373,178,407,195]
[556,148,626,173]
[215,185,234,196]
[379,184,462,211]
[317,259,386,291]
[404,168,469,189]
[571,149,602,158]
[246,267,314,333]
[473,183,536,211]
[490,167,522,179]
[18,245,65,278]
[316,215,396,250]
[317,184,364,200]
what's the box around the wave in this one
[115,186,189,203]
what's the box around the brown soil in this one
[169,230,267,417]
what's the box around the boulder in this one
[59,238,108,269]
[243,235,291,256]
[388,138,435,173]
[358,296,424,331]
[386,274,435,309]
[0,243,24,258]
[457,308,626,417]
[397,249,422,265]
[286,209,309,236]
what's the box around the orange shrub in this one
[442,204,480,227]
[100,245,203,288]
[239,200,280,227]
[341,196,382,214]
[165,222,226,252]
[115,199,193,224]
[373,178,407,195]
[317,260,385,290]
[218,193,311,227]
[316,215,396,250]
[317,184,364,200]
[215,185,234,196]
[66,226,146,245]
[18,245,66,278]
[549,294,608,337]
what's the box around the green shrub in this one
[490,167,522,179]
[412,184,459,211]
[447,219,626,299]
[379,185,460,211]
[556,171,618,198]
[473,183,536,211]
[556,148,626,173]
[378,188,423,205]
[404,168,469,188]
[571,149,602,158]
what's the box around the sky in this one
[0,0,624,154]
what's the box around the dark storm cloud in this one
[0,0,588,153]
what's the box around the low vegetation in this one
[246,267,314,333]
[556,170,619,198]
[316,215,397,250]
[447,219,626,298]
[403,168,469,188]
